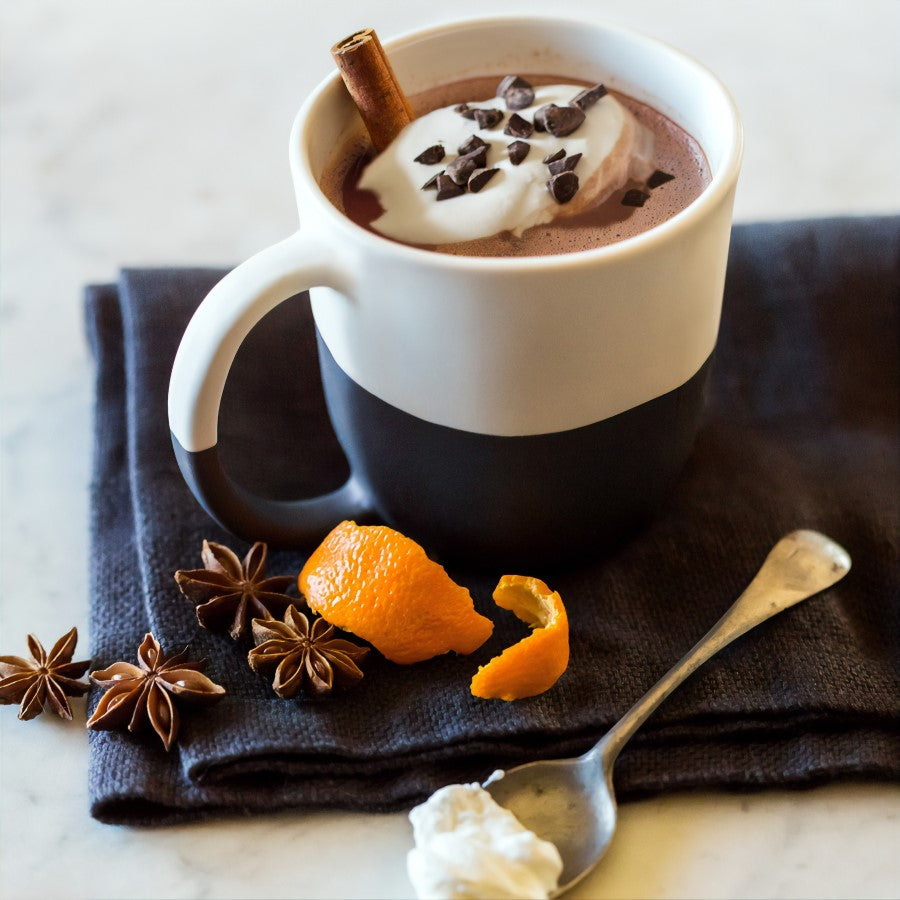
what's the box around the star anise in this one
[174,540,296,639]
[0,627,90,720]
[248,606,369,698]
[86,633,225,751]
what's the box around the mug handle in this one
[167,230,373,546]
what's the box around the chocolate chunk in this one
[621,188,651,207]
[507,140,530,165]
[571,84,607,111]
[497,76,535,108]
[504,86,535,110]
[503,113,534,139]
[542,148,566,164]
[647,169,676,189]
[414,144,445,165]
[421,171,443,190]
[446,153,480,186]
[496,75,532,97]
[533,105,553,132]
[468,167,499,193]
[435,174,465,200]
[534,103,586,137]
[455,103,476,119]
[473,108,504,129]
[462,145,488,168]
[547,171,579,204]
[548,152,582,175]
[458,134,487,156]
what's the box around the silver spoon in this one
[483,529,851,897]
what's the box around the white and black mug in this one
[168,15,742,565]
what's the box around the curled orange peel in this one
[470,575,569,701]
[298,521,493,665]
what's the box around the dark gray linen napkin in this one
[85,217,900,825]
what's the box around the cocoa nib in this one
[445,145,488,186]
[473,108,504,129]
[421,171,442,190]
[468,168,499,193]
[547,171,579,204]
[496,75,530,96]
[647,169,675,189]
[571,84,607,111]
[496,75,535,110]
[414,144,445,165]
[621,188,651,207]
[465,145,489,168]
[507,140,530,165]
[445,154,479,186]
[533,103,585,137]
[457,105,503,127]
[458,134,487,156]
[503,113,533,139]
[548,153,581,175]
[505,87,535,110]
[435,174,465,200]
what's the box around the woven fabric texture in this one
[85,217,900,825]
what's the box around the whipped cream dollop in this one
[359,83,654,246]
[406,782,563,900]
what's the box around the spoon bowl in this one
[484,753,616,890]
[483,529,851,896]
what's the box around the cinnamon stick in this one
[331,28,414,153]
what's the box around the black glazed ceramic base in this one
[172,335,713,568]
[317,335,713,567]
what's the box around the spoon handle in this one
[595,529,851,768]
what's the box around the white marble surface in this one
[1,1,898,898]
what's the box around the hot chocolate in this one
[320,74,711,257]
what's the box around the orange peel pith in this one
[298,521,493,665]
[470,575,569,701]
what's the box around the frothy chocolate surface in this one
[320,75,710,257]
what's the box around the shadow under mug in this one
[168,16,742,567]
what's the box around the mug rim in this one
[291,14,743,271]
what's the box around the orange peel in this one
[470,575,569,701]
[298,521,493,665]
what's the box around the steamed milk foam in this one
[322,75,710,257]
